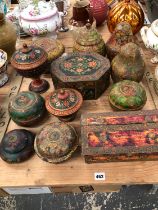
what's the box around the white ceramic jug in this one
[141,19,158,63]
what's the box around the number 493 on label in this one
[94,172,106,181]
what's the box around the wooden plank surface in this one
[1,5,158,188]
[0,67,23,141]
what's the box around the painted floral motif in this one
[14,46,43,63]
[29,27,39,35]
[60,55,101,76]
[28,24,48,36]
[109,80,147,111]
[76,68,83,73]
[88,61,97,67]
[64,62,72,68]
[29,9,40,16]
[88,129,158,148]
[50,90,78,110]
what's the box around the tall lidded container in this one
[0,13,17,60]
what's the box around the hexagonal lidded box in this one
[51,52,111,100]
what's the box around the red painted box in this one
[81,110,158,163]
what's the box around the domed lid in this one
[74,0,90,8]
[45,88,83,117]
[114,22,133,44]
[76,23,103,46]
[0,49,7,68]
[20,1,58,21]
[33,38,65,62]
[109,80,147,110]
[34,122,78,163]
[106,22,134,57]
[119,42,140,59]
[0,129,35,163]
[10,43,47,70]
[8,91,45,118]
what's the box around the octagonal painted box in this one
[51,52,111,100]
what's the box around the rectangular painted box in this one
[81,110,158,163]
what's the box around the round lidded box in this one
[33,38,65,63]
[34,122,78,163]
[10,43,49,93]
[8,91,46,126]
[45,88,83,122]
[109,80,147,111]
[10,43,47,75]
[0,129,35,163]
[73,23,106,56]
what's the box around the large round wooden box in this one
[51,52,111,100]
[109,80,147,111]
[8,91,46,126]
[34,122,78,163]
[0,129,35,163]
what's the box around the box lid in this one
[51,52,110,82]
[81,110,158,156]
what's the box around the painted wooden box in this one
[51,52,110,100]
[81,110,158,163]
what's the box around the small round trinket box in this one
[0,49,8,87]
[8,91,46,126]
[45,88,83,122]
[33,38,65,63]
[0,129,35,163]
[10,43,49,93]
[109,80,147,111]
[34,122,78,163]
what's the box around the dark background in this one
[0,185,158,210]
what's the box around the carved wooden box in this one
[81,110,158,163]
[51,52,110,100]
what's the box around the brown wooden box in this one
[51,52,110,100]
[81,110,158,163]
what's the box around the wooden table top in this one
[1,4,158,188]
